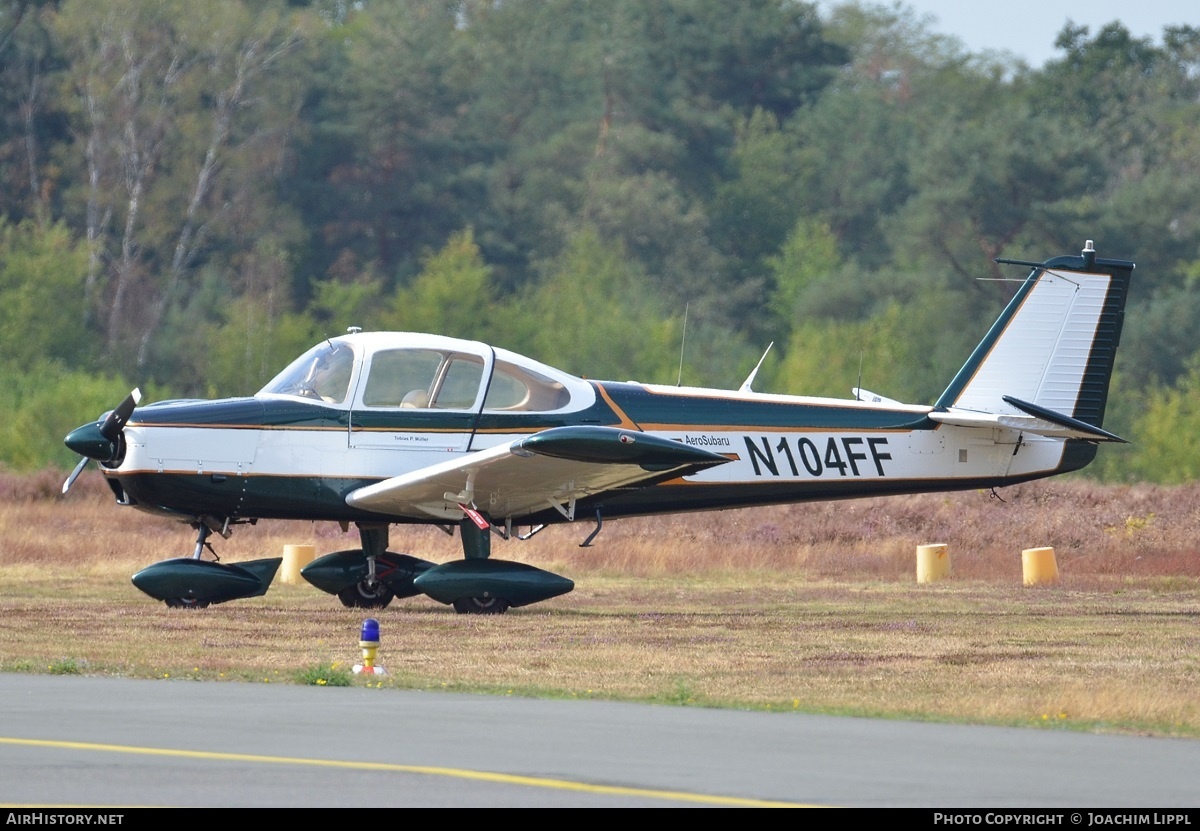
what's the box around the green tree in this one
[288,1,481,289]
[520,228,681,383]
[890,99,1101,285]
[202,299,326,397]
[774,307,903,400]
[624,0,846,193]
[766,218,841,333]
[382,229,502,343]
[0,363,140,470]
[0,0,67,224]
[768,271,982,406]
[1121,364,1200,484]
[1033,22,1200,283]
[0,218,89,366]
[711,109,810,283]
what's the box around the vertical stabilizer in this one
[935,241,1134,429]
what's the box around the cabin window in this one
[357,349,573,412]
[432,356,484,409]
[362,349,486,410]
[362,349,443,408]
[484,360,571,412]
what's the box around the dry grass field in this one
[2,471,1199,737]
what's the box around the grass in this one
[1,471,1199,736]
[297,662,355,686]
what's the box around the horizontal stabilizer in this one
[1001,395,1127,443]
[929,398,1127,443]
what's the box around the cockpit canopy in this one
[258,332,595,413]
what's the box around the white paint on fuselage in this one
[119,422,522,480]
[116,418,1066,515]
[656,424,1063,486]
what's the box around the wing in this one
[345,425,731,522]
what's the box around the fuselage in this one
[102,353,1091,528]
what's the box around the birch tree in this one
[54,0,305,374]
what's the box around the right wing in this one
[345,425,731,522]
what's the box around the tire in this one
[164,596,210,609]
[337,580,395,609]
[452,596,510,615]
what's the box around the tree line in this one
[2,0,1199,481]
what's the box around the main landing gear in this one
[300,525,434,610]
[302,518,574,614]
[130,513,575,614]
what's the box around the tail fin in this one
[933,240,1134,435]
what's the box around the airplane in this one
[62,241,1134,613]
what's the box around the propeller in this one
[62,388,142,494]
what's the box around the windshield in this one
[259,341,355,404]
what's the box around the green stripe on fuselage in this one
[595,382,931,432]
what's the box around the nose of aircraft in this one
[64,420,116,461]
[61,388,142,494]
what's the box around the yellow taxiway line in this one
[0,736,821,808]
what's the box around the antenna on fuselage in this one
[738,342,774,394]
[856,351,864,400]
[676,303,689,386]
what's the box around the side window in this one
[432,357,484,409]
[362,350,442,408]
[483,361,571,411]
[483,370,529,410]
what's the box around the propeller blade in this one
[61,455,91,495]
[99,388,141,443]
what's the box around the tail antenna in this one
[677,303,689,386]
[856,350,864,401]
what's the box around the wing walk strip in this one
[0,736,818,808]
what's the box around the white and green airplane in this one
[63,241,1133,613]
